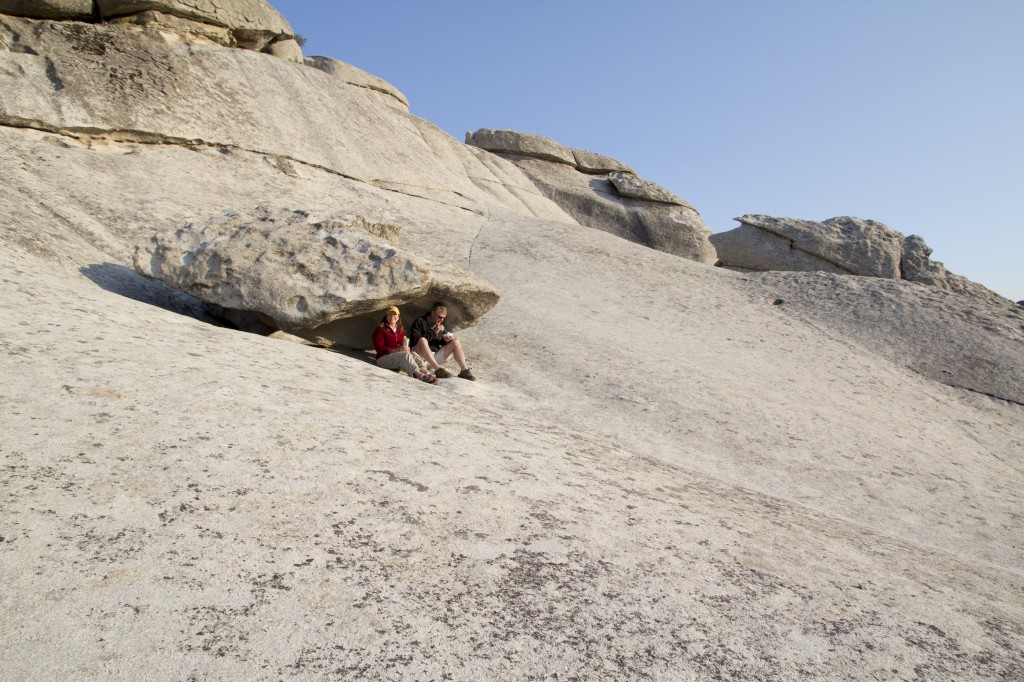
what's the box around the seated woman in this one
[371,306,436,383]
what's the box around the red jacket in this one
[372,324,406,358]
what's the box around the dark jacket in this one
[409,315,446,352]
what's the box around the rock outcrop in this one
[712,214,1005,301]
[714,215,903,278]
[0,0,94,20]
[1,0,301,58]
[0,15,573,223]
[133,207,501,348]
[304,55,409,110]
[3,5,1024,679]
[467,128,716,263]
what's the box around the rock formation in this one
[0,0,94,20]
[0,0,301,58]
[0,13,574,226]
[2,5,1023,680]
[467,128,717,263]
[134,207,500,348]
[712,214,1006,301]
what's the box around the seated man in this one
[371,306,436,383]
[408,302,476,380]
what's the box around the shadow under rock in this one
[80,262,225,326]
[80,262,382,367]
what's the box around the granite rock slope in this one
[1,5,1022,680]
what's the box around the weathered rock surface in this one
[97,0,294,50]
[712,214,1006,301]
[467,128,715,262]
[304,55,409,110]
[1,0,298,56]
[3,5,1024,680]
[0,0,94,19]
[133,207,500,348]
[105,9,233,45]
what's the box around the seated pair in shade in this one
[371,302,476,384]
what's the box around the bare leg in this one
[438,338,469,372]
[413,337,443,371]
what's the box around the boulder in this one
[0,0,94,19]
[719,215,904,279]
[304,55,409,110]
[133,207,500,349]
[467,128,576,166]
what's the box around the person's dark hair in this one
[429,302,448,317]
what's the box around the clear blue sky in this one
[271,0,1023,301]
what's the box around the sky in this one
[270,0,1023,302]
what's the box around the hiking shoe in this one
[458,369,476,381]
[434,368,453,379]
[416,371,436,384]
